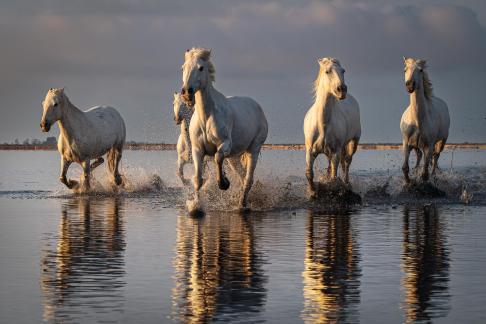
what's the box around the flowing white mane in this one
[312,57,342,99]
[185,47,216,82]
[404,58,433,100]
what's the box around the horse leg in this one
[239,152,258,210]
[90,157,104,170]
[421,145,432,182]
[340,150,347,178]
[402,141,412,184]
[227,155,246,184]
[59,158,77,189]
[343,139,358,183]
[414,148,422,170]
[81,160,91,191]
[113,146,123,186]
[432,140,445,175]
[326,155,332,179]
[305,147,317,198]
[215,141,231,190]
[177,155,188,185]
[330,149,341,180]
[192,147,204,204]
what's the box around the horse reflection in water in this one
[40,197,126,322]
[301,211,361,323]
[171,213,267,322]
[401,204,450,323]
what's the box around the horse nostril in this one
[181,88,186,95]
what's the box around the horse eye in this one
[53,102,58,107]
[342,69,346,73]
[326,70,330,74]
[199,66,204,71]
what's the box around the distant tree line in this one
[4,137,58,145]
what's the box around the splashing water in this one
[0,150,484,208]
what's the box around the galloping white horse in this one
[401,57,450,183]
[180,48,268,210]
[40,88,126,191]
[173,91,194,185]
[304,58,361,197]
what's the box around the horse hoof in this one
[309,190,317,199]
[114,175,123,186]
[218,177,230,190]
[66,180,79,189]
[189,208,205,218]
[239,206,251,214]
[181,178,191,186]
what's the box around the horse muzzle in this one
[181,95,195,107]
[337,84,347,100]
[405,80,415,93]
[181,87,195,107]
[40,122,51,132]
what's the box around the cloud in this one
[0,0,485,143]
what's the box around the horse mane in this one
[422,69,433,100]
[47,87,66,101]
[404,58,433,99]
[312,57,341,99]
[185,47,216,82]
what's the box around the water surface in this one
[0,150,485,323]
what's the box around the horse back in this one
[227,96,268,151]
[85,106,126,141]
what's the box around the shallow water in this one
[0,150,485,323]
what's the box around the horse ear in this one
[184,49,192,60]
[174,92,178,99]
[403,56,407,64]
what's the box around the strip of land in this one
[1,143,485,151]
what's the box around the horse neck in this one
[58,98,87,142]
[194,84,218,125]
[409,85,429,126]
[182,109,192,144]
[314,84,336,128]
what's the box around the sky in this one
[0,0,485,144]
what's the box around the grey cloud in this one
[0,0,485,143]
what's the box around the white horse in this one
[401,57,450,183]
[180,48,268,210]
[173,91,194,185]
[304,58,361,197]
[40,88,126,191]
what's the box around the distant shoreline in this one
[1,143,485,151]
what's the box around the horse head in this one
[180,48,215,107]
[40,87,65,132]
[173,91,192,125]
[403,57,428,95]
[316,57,347,100]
